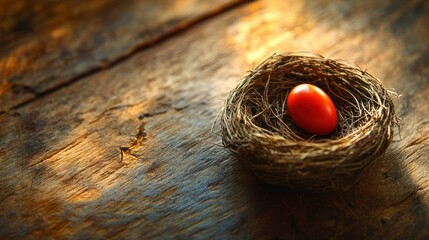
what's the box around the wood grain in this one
[0,0,247,112]
[1,0,428,239]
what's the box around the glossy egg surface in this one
[287,84,337,135]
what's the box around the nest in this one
[220,53,398,191]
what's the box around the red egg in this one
[287,84,337,135]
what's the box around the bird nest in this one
[220,53,398,191]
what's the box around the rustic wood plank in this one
[1,0,429,239]
[0,0,247,113]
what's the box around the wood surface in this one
[1,0,429,239]
[0,0,246,112]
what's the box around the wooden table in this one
[1,0,428,239]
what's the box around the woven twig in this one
[220,53,398,191]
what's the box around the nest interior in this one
[220,53,398,191]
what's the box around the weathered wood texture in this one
[0,0,246,112]
[1,0,429,239]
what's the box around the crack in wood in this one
[405,135,429,149]
[138,104,189,120]
[138,110,168,120]
[119,123,147,164]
